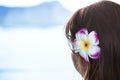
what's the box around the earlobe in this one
[71,52,89,77]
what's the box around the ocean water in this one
[0,26,82,80]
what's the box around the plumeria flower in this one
[73,28,100,62]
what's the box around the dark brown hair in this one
[65,1,120,80]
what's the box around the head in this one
[65,1,120,80]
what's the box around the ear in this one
[71,52,89,77]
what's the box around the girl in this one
[65,1,120,80]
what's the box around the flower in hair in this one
[73,28,100,62]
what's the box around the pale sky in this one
[0,0,119,12]
[0,0,99,12]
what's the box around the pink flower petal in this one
[78,28,88,35]
[80,56,89,63]
[73,39,80,53]
[88,31,99,45]
[90,52,100,59]
[95,33,99,43]
[88,46,100,59]
[72,39,89,62]
[76,28,88,40]
[78,49,89,62]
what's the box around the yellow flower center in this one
[80,40,90,51]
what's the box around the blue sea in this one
[0,26,82,80]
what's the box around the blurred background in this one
[0,0,119,80]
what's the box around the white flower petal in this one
[76,28,88,40]
[88,31,99,45]
[88,46,100,59]
[78,49,89,62]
